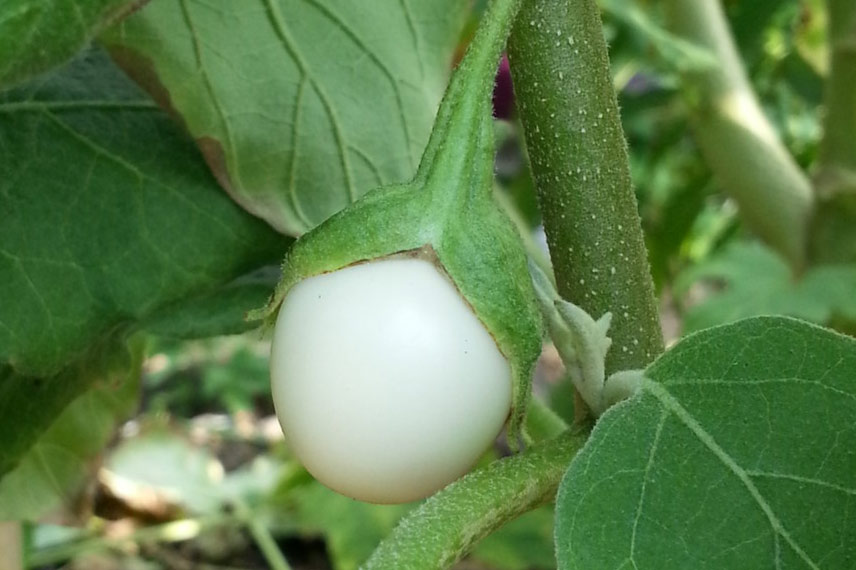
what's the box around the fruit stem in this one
[415,0,524,200]
[363,429,588,570]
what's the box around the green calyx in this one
[252,0,541,444]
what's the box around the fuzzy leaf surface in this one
[556,316,856,569]
[0,0,143,88]
[101,0,469,235]
[0,50,287,378]
[140,267,281,339]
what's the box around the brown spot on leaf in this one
[105,44,189,132]
[196,136,234,194]
[106,44,237,200]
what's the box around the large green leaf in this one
[0,0,145,88]
[0,49,288,378]
[556,317,856,569]
[0,341,143,522]
[100,0,469,235]
[139,267,280,339]
[676,241,856,333]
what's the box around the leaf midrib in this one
[643,379,821,569]
[0,100,157,113]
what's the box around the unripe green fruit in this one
[270,257,511,503]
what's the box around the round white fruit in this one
[270,257,512,504]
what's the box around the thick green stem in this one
[508,0,664,375]
[663,0,814,270]
[817,0,856,188]
[362,429,587,570]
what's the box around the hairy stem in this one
[663,0,814,269]
[508,0,664,375]
[816,0,856,193]
[363,429,587,569]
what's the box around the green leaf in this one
[556,316,856,569]
[0,0,144,88]
[725,0,786,63]
[104,429,225,515]
[601,0,718,74]
[676,241,856,333]
[0,341,143,521]
[140,267,280,339]
[0,49,289,377]
[100,0,469,236]
[0,338,131,485]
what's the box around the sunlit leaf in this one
[0,50,288,377]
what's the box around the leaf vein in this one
[0,100,158,113]
[287,75,312,231]
[303,0,415,172]
[644,380,822,570]
[630,408,668,566]
[178,0,244,191]
[664,377,856,403]
[745,470,856,496]
[43,110,245,242]
[263,0,356,203]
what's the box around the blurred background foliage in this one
[6,0,854,568]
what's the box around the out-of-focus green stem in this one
[236,501,293,570]
[817,0,856,193]
[663,0,814,270]
[808,0,856,264]
[508,0,664,376]
[363,429,587,570]
[0,522,22,570]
